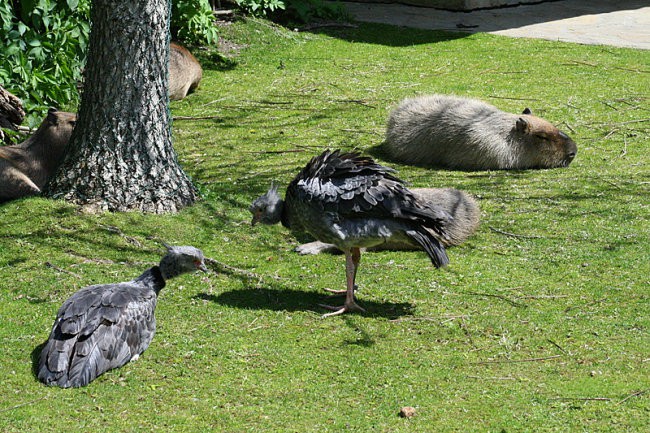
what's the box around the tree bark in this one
[46,0,197,213]
[0,86,25,144]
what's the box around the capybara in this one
[0,108,76,202]
[383,94,577,170]
[295,187,480,255]
[169,42,203,101]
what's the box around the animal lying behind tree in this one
[295,187,480,255]
[169,42,203,101]
[0,108,76,202]
[383,94,577,170]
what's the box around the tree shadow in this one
[310,1,650,47]
[194,287,415,319]
[307,22,467,47]
[194,49,238,72]
[367,142,576,173]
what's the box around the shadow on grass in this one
[303,3,647,46]
[31,341,46,381]
[195,287,414,319]
[305,22,467,47]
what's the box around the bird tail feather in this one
[405,229,450,268]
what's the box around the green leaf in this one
[17,22,28,36]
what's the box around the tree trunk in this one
[0,86,25,144]
[46,0,197,213]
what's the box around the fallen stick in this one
[472,355,563,365]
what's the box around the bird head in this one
[250,183,284,226]
[159,244,208,279]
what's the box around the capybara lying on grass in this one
[296,187,480,255]
[0,109,76,202]
[383,94,577,170]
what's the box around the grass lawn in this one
[1,17,648,432]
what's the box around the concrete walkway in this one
[342,0,650,49]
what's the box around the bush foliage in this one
[171,0,219,46]
[0,0,219,128]
[233,0,286,16]
[234,0,348,24]
[0,0,90,127]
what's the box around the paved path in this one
[342,0,650,49]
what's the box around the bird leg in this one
[323,248,360,295]
[320,248,365,317]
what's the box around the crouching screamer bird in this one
[37,245,207,388]
[249,149,450,317]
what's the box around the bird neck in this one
[158,256,193,280]
[135,266,166,295]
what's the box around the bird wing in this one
[289,150,449,236]
[38,282,157,388]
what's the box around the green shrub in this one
[233,0,348,23]
[0,0,90,127]
[171,0,219,46]
[233,0,286,16]
[280,0,349,24]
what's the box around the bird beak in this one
[195,260,208,272]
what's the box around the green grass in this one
[1,19,649,432]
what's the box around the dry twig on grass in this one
[472,355,563,365]
[489,226,543,239]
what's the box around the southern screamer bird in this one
[249,149,450,317]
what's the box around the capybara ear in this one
[46,108,59,125]
[516,117,530,133]
[522,107,532,115]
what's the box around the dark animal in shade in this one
[38,245,207,388]
[250,149,450,317]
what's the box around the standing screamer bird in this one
[250,149,450,317]
[38,245,207,388]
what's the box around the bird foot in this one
[318,300,366,318]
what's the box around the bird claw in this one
[318,300,366,318]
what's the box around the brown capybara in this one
[0,108,76,202]
[295,187,480,255]
[383,94,577,170]
[169,42,203,101]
